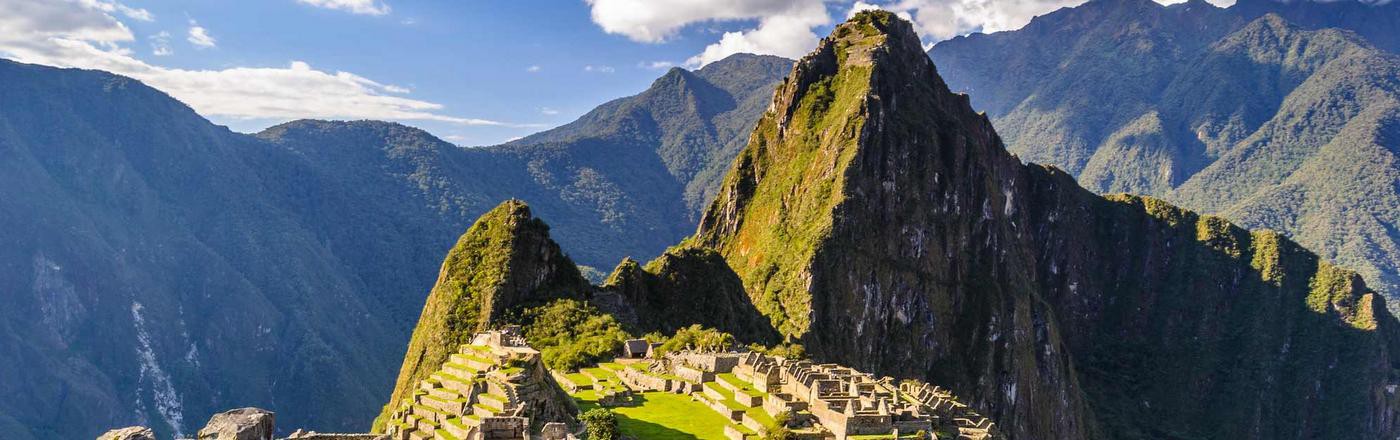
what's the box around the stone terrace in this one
[635,351,999,440]
[383,328,537,440]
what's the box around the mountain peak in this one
[693,9,1400,439]
[374,199,588,430]
[698,11,995,337]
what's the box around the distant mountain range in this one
[0,54,789,439]
[931,0,1400,310]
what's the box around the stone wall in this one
[479,417,529,440]
[284,433,387,440]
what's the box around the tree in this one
[580,408,620,440]
[521,299,632,371]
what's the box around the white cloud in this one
[80,0,153,22]
[297,0,391,16]
[526,65,542,73]
[874,0,1234,41]
[540,107,560,115]
[585,0,831,67]
[583,64,615,73]
[590,0,1246,67]
[149,31,171,56]
[186,20,216,49]
[639,60,675,70]
[0,0,518,127]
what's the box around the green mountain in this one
[1234,0,1400,54]
[0,60,400,439]
[0,53,789,439]
[691,11,1400,439]
[373,200,588,430]
[929,0,1400,311]
[510,54,794,219]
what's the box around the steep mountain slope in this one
[0,54,789,439]
[374,200,588,430]
[929,0,1400,309]
[510,54,793,218]
[0,60,398,439]
[1234,0,1400,54]
[597,247,779,343]
[699,11,1400,439]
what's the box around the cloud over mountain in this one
[0,0,510,126]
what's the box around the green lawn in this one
[564,372,590,385]
[576,391,735,440]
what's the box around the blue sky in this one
[0,0,1230,145]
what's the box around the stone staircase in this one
[385,343,525,440]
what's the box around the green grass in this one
[576,392,737,440]
[703,385,750,411]
[716,373,767,397]
[564,372,590,385]
[463,345,489,354]
[583,367,618,381]
[455,352,494,366]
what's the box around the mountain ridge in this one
[930,1,1400,312]
[691,11,1400,439]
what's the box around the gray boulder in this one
[196,407,275,440]
[96,426,156,440]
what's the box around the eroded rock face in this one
[96,426,156,440]
[695,10,1400,440]
[196,407,275,440]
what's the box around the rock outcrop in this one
[96,426,156,440]
[694,11,1400,439]
[195,408,275,440]
[598,248,778,342]
[375,200,589,430]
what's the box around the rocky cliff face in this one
[374,200,589,430]
[697,11,1400,439]
[928,0,1400,314]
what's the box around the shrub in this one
[580,408,619,440]
[655,325,735,355]
[760,411,792,440]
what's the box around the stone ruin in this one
[616,350,1000,440]
[382,327,573,440]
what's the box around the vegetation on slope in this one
[374,200,589,431]
[929,1,1400,310]
[599,247,779,344]
[691,10,1400,439]
[520,299,630,371]
[697,13,888,338]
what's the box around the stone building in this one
[641,350,999,440]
